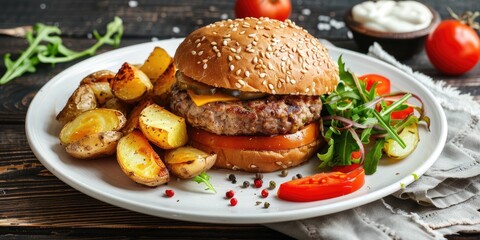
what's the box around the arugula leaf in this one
[363,139,385,175]
[0,17,123,85]
[192,172,217,193]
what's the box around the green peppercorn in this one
[280,170,288,177]
[269,180,276,190]
[264,202,270,208]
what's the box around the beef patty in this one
[169,87,322,136]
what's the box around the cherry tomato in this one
[277,167,365,202]
[359,74,391,96]
[425,19,480,75]
[188,122,319,151]
[235,0,292,21]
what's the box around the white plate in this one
[26,39,447,224]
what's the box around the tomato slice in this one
[277,167,365,202]
[188,123,319,151]
[359,74,391,96]
[390,106,414,119]
[332,163,363,173]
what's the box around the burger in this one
[169,17,339,173]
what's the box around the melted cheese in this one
[187,90,239,106]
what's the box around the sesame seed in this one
[236,69,241,75]
[224,34,231,38]
[201,36,206,41]
[223,40,228,46]
[203,63,208,69]
[262,80,267,86]
[245,71,250,77]
[211,42,217,46]
[230,65,235,71]
[266,53,271,59]
[230,47,237,53]
[301,69,307,74]
[267,46,273,52]
[238,79,246,85]
[268,83,274,90]
[277,82,282,88]
[198,51,203,56]
[291,79,296,84]
[260,73,266,78]
[281,56,288,61]
[235,55,241,60]
[253,56,258,64]
[248,33,256,38]
[268,63,274,70]
[217,52,221,57]
[228,55,233,62]
[202,59,208,63]
[252,41,257,46]
[247,49,255,53]
[240,31,246,34]
[235,83,242,88]
[191,50,197,55]
[196,43,201,48]
[196,61,201,64]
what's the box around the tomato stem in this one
[447,7,479,29]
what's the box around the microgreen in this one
[0,17,123,85]
[318,56,428,174]
[193,172,217,193]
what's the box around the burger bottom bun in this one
[190,139,324,173]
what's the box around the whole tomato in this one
[235,0,292,21]
[425,12,480,75]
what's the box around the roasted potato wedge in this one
[139,104,188,149]
[111,63,153,103]
[56,84,97,124]
[140,47,173,82]
[65,131,123,159]
[59,108,126,146]
[122,98,154,134]
[165,146,216,179]
[152,62,177,106]
[87,82,115,105]
[383,123,419,160]
[80,70,116,84]
[101,97,130,117]
[117,130,169,186]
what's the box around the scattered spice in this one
[226,190,235,199]
[255,173,264,180]
[291,175,298,180]
[254,178,263,188]
[280,170,288,177]
[165,189,175,197]
[261,189,269,198]
[228,174,236,182]
[264,202,270,208]
[255,201,262,206]
[269,180,276,190]
[243,180,250,188]
[230,198,238,206]
[296,173,303,179]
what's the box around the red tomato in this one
[332,163,363,173]
[350,150,362,160]
[277,167,365,202]
[359,74,391,96]
[235,0,292,21]
[425,19,480,75]
[390,106,414,119]
[188,123,319,151]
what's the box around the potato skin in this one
[80,70,116,84]
[65,131,123,159]
[56,84,97,125]
[122,98,154,135]
[383,123,419,160]
[152,62,177,106]
[165,146,216,179]
[117,130,169,186]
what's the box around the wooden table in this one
[1,0,479,239]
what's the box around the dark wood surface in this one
[0,0,479,239]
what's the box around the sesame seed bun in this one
[174,17,339,95]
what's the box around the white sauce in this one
[352,0,433,33]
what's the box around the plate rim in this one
[25,39,448,224]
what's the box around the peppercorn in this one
[261,189,269,198]
[291,175,298,180]
[243,180,250,188]
[225,190,235,199]
[165,189,174,197]
[230,198,238,206]
[269,180,276,190]
[264,202,270,208]
[280,170,288,177]
[296,173,303,179]
[228,174,236,181]
[254,178,263,188]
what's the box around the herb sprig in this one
[193,172,217,193]
[0,17,123,85]
[318,56,429,174]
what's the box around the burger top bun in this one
[174,17,339,96]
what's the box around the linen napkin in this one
[266,43,480,240]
